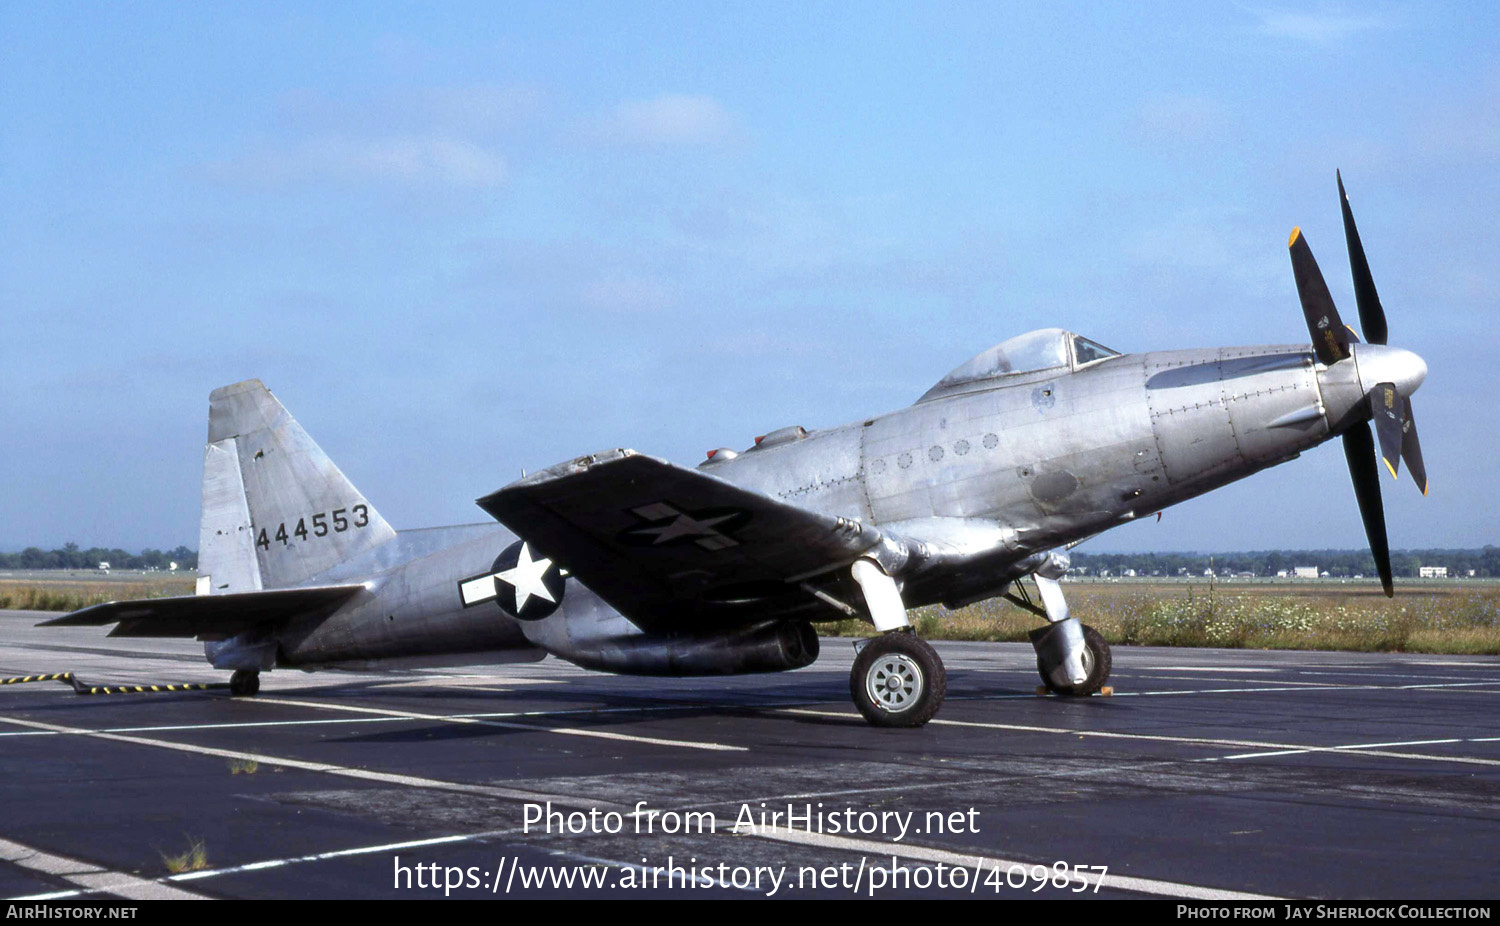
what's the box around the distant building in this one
[1292,566,1319,579]
[1419,566,1448,579]
[1275,569,1289,578]
[97,561,110,571]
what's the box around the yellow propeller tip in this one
[1288,227,1302,247]
[1383,459,1399,480]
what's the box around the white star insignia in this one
[496,542,556,612]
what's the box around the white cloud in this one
[1253,8,1392,45]
[210,135,507,188]
[588,94,738,146]
[205,84,540,190]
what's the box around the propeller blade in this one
[1371,382,1404,479]
[1337,170,1388,345]
[1401,395,1429,496]
[1289,227,1353,365]
[1343,423,1394,597]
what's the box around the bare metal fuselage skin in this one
[251,341,1367,675]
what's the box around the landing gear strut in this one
[1017,552,1113,697]
[847,557,945,727]
[229,669,260,697]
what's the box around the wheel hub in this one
[866,653,924,712]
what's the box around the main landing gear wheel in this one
[851,632,946,727]
[1037,623,1111,696]
[229,670,260,697]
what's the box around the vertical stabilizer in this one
[197,380,395,591]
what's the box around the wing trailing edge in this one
[39,585,366,639]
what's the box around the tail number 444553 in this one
[255,504,370,550]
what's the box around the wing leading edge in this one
[477,450,882,631]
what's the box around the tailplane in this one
[197,380,395,592]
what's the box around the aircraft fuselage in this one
[254,341,1389,673]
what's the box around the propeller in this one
[1339,170,1388,346]
[1288,172,1428,597]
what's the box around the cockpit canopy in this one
[917,328,1120,403]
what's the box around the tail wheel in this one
[850,632,946,727]
[1037,623,1111,696]
[229,670,260,697]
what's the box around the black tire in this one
[850,632,946,727]
[229,670,260,697]
[1037,623,1111,696]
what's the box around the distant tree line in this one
[4,544,1497,578]
[1070,547,1500,578]
[0,543,197,571]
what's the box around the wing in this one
[476,450,882,631]
[39,585,365,639]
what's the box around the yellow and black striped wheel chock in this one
[1,672,229,695]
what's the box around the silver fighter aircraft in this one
[47,174,1428,726]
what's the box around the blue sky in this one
[2,2,1496,553]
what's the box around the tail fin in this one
[196,380,395,593]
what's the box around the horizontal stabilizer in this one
[477,449,881,630]
[39,585,365,640]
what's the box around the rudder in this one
[197,380,395,592]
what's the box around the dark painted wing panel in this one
[476,450,880,631]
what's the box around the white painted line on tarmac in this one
[778,709,1500,767]
[742,823,1280,900]
[0,713,632,808]
[953,680,1500,702]
[1149,667,1279,672]
[0,703,706,739]
[251,696,746,752]
[8,829,526,901]
[0,834,206,901]
[1404,661,1500,668]
[1218,735,1500,761]
[1293,669,1499,682]
[1114,675,1354,688]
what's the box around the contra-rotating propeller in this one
[1287,171,1428,597]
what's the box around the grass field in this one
[5,572,1499,655]
[829,579,1500,655]
[0,572,193,612]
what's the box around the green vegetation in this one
[0,542,196,571]
[826,582,1500,655]
[0,576,194,611]
[160,837,209,874]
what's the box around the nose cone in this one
[1354,344,1427,398]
